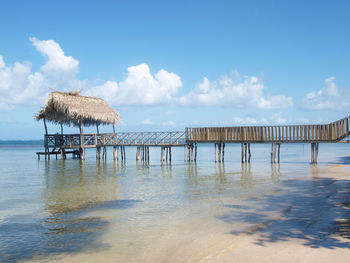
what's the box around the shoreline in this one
[22,163,350,263]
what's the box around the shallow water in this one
[0,143,349,262]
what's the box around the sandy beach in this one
[23,163,350,263]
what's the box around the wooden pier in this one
[37,116,350,164]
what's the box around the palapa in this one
[36,91,119,127]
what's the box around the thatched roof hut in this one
[36,91,119,133]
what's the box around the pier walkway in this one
[38,116,350,164]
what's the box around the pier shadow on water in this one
[328,155,350,165]
[0,160,141,263]
[218,165,350,249]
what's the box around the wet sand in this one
[25,164,350,263]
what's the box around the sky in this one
[0,0,349,139]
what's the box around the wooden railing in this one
[186,116,350,143]
[44,116,350,149]
[45,131,186,148]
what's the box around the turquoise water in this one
[0,143,349,262]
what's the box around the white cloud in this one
[272,112,286,124]
[30,37,79,76]
[86,64,182,106]
[166,110,176,115]
[0,38,84,110]
[0,38,182,111]
[302,77,348,110]
[179,70,293,109]
[140,119,152,125]
[161,120,176,127]
[232,116,269,125]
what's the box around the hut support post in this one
[61,148,66,160]
[113,146,118,161]
[96,146,101,159]
[60,123,63,134]
[43,118,48,135]
[79,121,85,160]
[43,118,49,159]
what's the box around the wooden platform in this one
[37,116,350,163]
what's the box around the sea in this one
[0,142,349,262]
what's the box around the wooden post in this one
[241,143,244,163]
[248,143,251,163]
[166,146,168,162]
[218,143,221,163]
[113,146,118,160]
[163,147,166,163]
[96,146,101,159]
[271,144,273,163]
[169,146,172,163]
[277,143,280,163]
[222,143,225,162]
[194,143,197,163]
[60,123,63,134]
[79,120,85,160]
[215,143,217,163]
[190,145,194,162]
[43,118,48,135]
[61,148,66,160]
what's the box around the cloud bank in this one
[302,77,350,110]
[86,64,182,106]
[1,37,346,115]
[179,70,293,109]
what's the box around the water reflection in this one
[271,163,281,183]
[39,161,139,259]
[161,164,173,177]
[185,163,198,177]
[311,164,320,177]
[240,163,253,189]
[44,160,120,214]
[215,163,227,185]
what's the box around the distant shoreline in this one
[0,140,43,145]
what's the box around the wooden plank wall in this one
[186,116,350,143]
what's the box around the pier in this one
[37,115,350,164]
[35,91,349,164]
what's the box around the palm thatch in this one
[36,91,119,127]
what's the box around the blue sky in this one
[0,0,349,139]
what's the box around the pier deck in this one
[38,116,350,163]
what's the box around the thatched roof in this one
[36,91,120,126]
